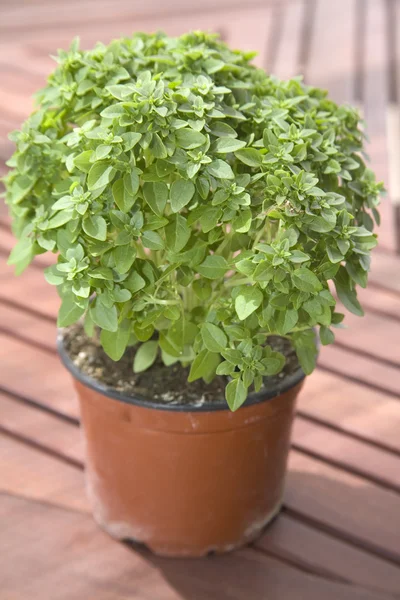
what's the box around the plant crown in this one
[5,32,382,410]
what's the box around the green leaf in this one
[234,148,262,167]
[232,209,252,233]
[214,138,246,153]
[143,182,168,215]
[121,132,142,151]
[293,332,318,375]
[196,255,228,279]
[83,215,107,241]
[47,210,74,229]
[225,378,247,411]
[100,103,126,118]
[124,170,140,196]
[235,286,263,320]
[334,267,364,316]
[176,128,206,149]
[57,296,86,327]
[170,179,195,213]
[113,244,136,273]
[165,214,190,253]
[100,321,131,361]
[133,340,158,373]
[188,349,220,382]
[200,207,221,233]
[201,322,227,352]
[320,326,335,346]
[292,268,322,293]
[142,230,164,251]
[336,284,364,316]
[209,122,238,137]
[7,236,34,273]
[87,163,115,191]
[276,308,298,335]
[206,159,234,179]
[90,300,118,332]
[289,250,310,264]
[125,271,146,293]
[112,178,135,213]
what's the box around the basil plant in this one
[5,32,382,410]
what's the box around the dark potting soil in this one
[62,323,300,407]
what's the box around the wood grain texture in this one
[0,493,391,600]
[1,0,400,595]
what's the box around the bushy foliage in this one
[5,32,382,409]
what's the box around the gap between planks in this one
[3,408,400,579]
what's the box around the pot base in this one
[92,497,283,558]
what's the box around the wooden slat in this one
[257,512,400,596]
[305,0,356,102]
[270,0,304,79]
[0,333,78,419]
[292,418,400,491]
[319,343,400,398]
[0,0,273,34]
[364,0,393,250]
[0,391,82,465]
[286,451,400,560]
[301,369,400,453]
[2,372,400,595]
[0,437,87,512]
[0,492,390,600]
[369,250,400,293]
[3,323,400,565]
[0,303,55,351]
[333,310,400,366]
[357,284,400,320]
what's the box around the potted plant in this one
[5,32,382,557]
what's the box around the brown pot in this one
[58,336,305,557]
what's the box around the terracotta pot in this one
[58,335,305,557]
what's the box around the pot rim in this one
[57,331,306,413]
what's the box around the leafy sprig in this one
[5,32,382,409]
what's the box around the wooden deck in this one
[1,0,400,598]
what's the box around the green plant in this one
[5,32,382,410]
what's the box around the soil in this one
[61,323,301,407]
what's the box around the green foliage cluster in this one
[5,32,382,410]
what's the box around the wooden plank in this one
[287,450,400,560]
[0,333,78,419]
[305,0,356,102]
[2,327,400,565]
[292,418,400,490]
[256,512,400,596]
[333,310,400,366]
[223,7,274,69]
[357,284,400,320]
[2,352,400,594]
[0,492,390,600]
[0,391,82,465]
[0,437,87,512]
[1,303,400,586]
[2,376,400,595]
[271,0,304,79]
[319,343,400,397]
[301,370,400,453]
[369,250,400,293]
[0,303,56,351]
[0,4,273,51]
[0,0,274,35]
[0,270,59,320]
[364,0,393,250]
